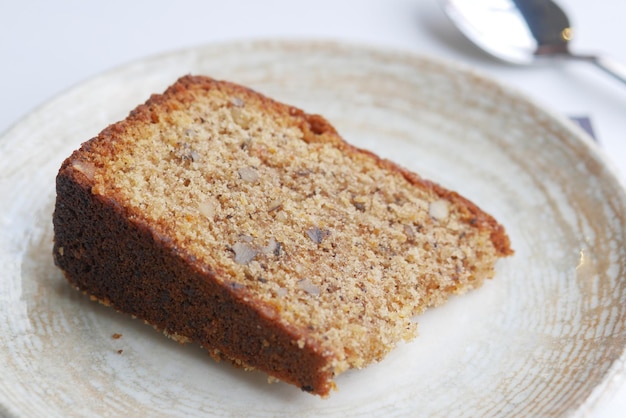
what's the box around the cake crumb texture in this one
[53,75,512,396]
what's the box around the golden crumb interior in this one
[76,81,502,375]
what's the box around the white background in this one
[1,1,625,416]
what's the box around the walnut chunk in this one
[199,197,220,219]
[403,225,416,242]
[231,107,252,129]
[232,242,258,264]
[71,160,96,181]
[306,227,330,244]
[262,237,283,256]
[230,96,245,107]
[267,199,283,212]
[351,196,368,212]
[297,279,321,296]
[173,142,199,163]
[429,199,449,220]
[238,166,259,183]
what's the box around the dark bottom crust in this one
[52,174,335,396]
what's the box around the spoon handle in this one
[571,53,626,85]
[592,55,626,85]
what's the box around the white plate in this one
[1,40,625,417]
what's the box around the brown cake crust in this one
[53,75,512,397]
[54,172,334,393]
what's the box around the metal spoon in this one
[441,0,626,84]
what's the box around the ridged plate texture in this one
[1,40,625,417]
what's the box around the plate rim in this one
[1,38,625,417]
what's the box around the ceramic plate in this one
[1,40,625,417]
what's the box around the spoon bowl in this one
[441,0,626,84]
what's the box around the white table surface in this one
[1,1,624,416]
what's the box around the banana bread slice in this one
[53,75,512,396]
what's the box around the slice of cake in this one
[53,75,512,396]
